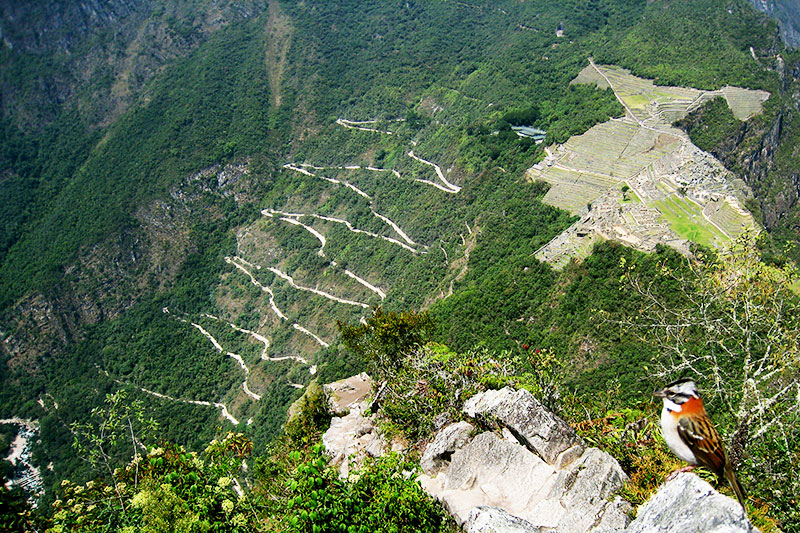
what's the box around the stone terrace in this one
[529,62,762,268]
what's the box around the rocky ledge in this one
[319,378,759,532]
[418,387,630,532]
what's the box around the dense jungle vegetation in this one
[1,0,798,530]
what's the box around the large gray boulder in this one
[626,473,759,533]
[449,432,556,522]
[464,387,583,465]
[420,421,475,475]
[464,506,540,533]
[418,430,630,532]
[538,448,631,532]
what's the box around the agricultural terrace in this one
[531,62,762,268]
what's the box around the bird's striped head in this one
[654,377,700,412]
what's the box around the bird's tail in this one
[724,464,746,508]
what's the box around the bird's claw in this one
[666,465,696,481]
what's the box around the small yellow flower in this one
[221,499,234,514]
[217,477,232,488]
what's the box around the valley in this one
[139,59,769,431]
[1,1,798,527]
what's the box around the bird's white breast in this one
[660,403,698,464]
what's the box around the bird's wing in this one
[677,415,726,476]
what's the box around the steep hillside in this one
[0,0,267,261]
[0,0,794,510]
[748,0,800,48]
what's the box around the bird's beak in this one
[653,388,666,398]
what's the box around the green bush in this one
[338,307,434,378]
[285,382,333,446]
[48,432,256,532]
[282,444,456,533]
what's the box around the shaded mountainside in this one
[0,0,265,128]
[748,0,800,48]
[0,0,797,512]
[0,0,267,264]
[0,0,640,493]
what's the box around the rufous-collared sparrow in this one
[654,377,746,507]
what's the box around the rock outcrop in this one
[420,421,475,475]
[464,506,541,533]
[747,0,800,49]
[464,387,584,465]
[321,373,397,478]
[420,387,631,532]
[323,372,375,416]
[320,378,759,533]
[626,473,759,533]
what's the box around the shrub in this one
[282,444,457,533]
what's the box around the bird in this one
[654,377,746,507]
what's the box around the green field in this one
[622,93,651,109]
[654,196,729,247]
[621,189,641,203]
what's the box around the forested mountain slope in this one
[0,0,796,516]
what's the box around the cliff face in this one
[0,0,267,373]
[748,0,800,48]
[0,161,252,374]
[0,0,264,129]
[0,0,143,53]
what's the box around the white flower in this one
[148,447,164,457]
